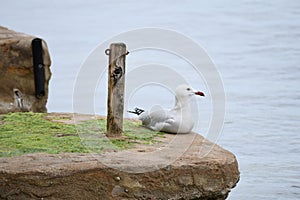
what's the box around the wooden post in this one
[106,43,127,137]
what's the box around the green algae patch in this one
[0,112,164,157]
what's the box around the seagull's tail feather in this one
[127,107,145,115]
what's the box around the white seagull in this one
[128,84,205,134]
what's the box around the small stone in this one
[115,176,121,181]
[166,165,171,171]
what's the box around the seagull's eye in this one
[186,88,191,91]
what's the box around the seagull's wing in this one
[139,109,192,133]
[138,109,174,131]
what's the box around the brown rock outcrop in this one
[0,133,239,200]
[0,26,51,113]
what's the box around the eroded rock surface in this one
[0,26,51,113]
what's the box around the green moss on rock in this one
[0,112,164,157]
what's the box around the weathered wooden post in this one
[106,43,128,137]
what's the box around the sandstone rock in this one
[0,26,51,113]
[0,133,239,200]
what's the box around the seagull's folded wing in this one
[139,109,174,128]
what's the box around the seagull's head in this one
[175,84,205,101]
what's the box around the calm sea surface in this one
[1,0,300,199]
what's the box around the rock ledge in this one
[0,132,239,200]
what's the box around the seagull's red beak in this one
[195,91,205,96]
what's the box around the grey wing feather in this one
[138,109,173,127]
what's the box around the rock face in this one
[0,26,51,113]
[0,133,239,200]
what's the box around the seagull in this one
[128,84,205,134]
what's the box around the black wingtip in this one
[127,107,145,115]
